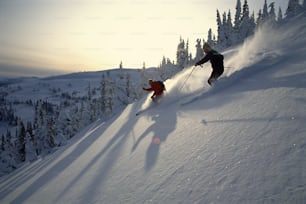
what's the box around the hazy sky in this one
[0,0,289,77]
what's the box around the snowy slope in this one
[1,18,306,204]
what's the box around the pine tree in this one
[234,0,242,31]
[207,29,215,47]
[1,130,17,172]
[39,102,44,127]
[233,0,242,45]
[119,61,124,79]
[46,118,56,148]
[195,39,203,61]
[262,0,269,22]
[1,134,4,151]
[268,2,277,25]
[107,81,114,115]
[87,82,95,121]
[249,12,256,35]
[224,10,233,47]
[100,74,107,114]
[216,9,226,48]
[286,0,303,18]
[256,9,263,27]
[142,62,146,69]
[240,0,252,39]
[176,37,188,68]
[125,73,132,103]
[277,7,283,22]
[25,130,37,162]
[17,120,26,162]
[185,39,190,66]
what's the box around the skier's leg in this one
[208,68,224,86]
[208,71,217,86]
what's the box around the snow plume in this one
[138,65,211,110]
[162,66,211,104]
[139,17,306,110]
[161,23,287,103]
[224,25,285,77]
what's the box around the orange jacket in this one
[143,81,164,96]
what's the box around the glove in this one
[142,87,146,90]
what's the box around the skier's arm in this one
[143,87,153,91]
[195,53,210,66]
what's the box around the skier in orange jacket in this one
[143,79,165,101]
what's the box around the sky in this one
[0,0,289,77]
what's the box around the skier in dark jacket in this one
[195,43,224,85]
[143,79,165,101]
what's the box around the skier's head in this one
[203,43,212,53]
[148,79,153,85]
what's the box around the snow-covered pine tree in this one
[25,129,37,162]
[195,39,203,62]
[239,0,253,40]
[207,29,215,47]
[232,0,242,45]
[303,0,306,16]
[286,0,303,18]
[249,12,256,35]
[262,0,269,22]
[26,121,38,155]
[107,81,114,115]
[125,73,134,104]
[119,61,124,79]
[227,10,233,47]
[16,119,26,162]
[216,9,226,49]
[0,134,5,166]
[222,12,228,46]
[0,130,17,174]
[277,7,284,22]
[38,102,44,127]
[234,0,242,31]
[185,39,190,66]
[256,9,263,27]
[176,37,188,68]
[158,57,166,78]
[46,117,55,148]
[158,56,178,80]
[100,74,107,114]
[1,133,4,151]
[268,2,277,25]
[222,10,233,47]
[87,82,95,122]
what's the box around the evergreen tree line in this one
[159,0,306,70]
[0,71,141,175]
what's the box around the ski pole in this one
[179,65,197,91]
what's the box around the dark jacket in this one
[195,49,224,72]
